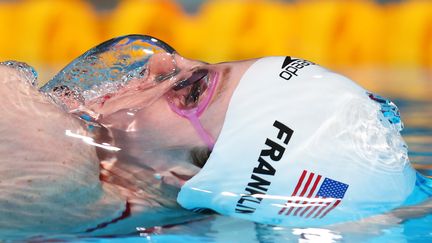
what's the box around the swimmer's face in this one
[95,55,254,153]
[41,35,254,157]
[40,35,255,188]
[97,53,230,148]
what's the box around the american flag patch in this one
[278,170,349,219]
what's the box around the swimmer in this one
[0,61,202,239]
[39,35,432,229]
[2,34,431,238]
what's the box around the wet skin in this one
[0,65,125,236]
[0,54,255,237]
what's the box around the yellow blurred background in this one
[0,0,431,100]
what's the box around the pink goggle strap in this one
[168,72,219,150]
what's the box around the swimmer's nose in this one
[145,52,179,83]
[163,55,209,87]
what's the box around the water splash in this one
[0,61,38,86]
[40,35,176,109]
[368,92,404,132]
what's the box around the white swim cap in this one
[177,57,417,226]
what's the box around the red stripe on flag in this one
[319,200,341,219]
[297,175,322,217]
[287,172,314,216]
[306,196,326,218]
[293,174,321,216]
[301,196,319,217]
[313,201,331,218]
[278,170,307,215]
[278,170,347,220]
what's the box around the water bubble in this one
[0,61,38,86]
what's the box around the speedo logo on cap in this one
[279,57,315,81]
